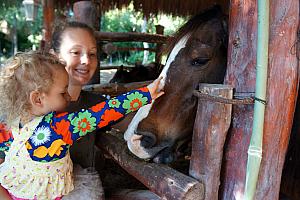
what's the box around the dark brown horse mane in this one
[161,5,228,59]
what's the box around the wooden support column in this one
[155,25,164,63]
[73,1,100,84]
[41,0,54,50]
[221,1,257,198]
[255,1,299,199]
[222,0,299,199]
[189,84,233,200]
[97,134,204,200]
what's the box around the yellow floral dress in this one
[0,117,73,199]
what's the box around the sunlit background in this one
[0,1,187,66]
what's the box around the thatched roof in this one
[55,0,229,17]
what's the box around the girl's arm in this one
[25,78,163,162]
[52,87,153,142]
[26,87,153,161]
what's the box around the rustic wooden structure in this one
[54,0,229,17]
[190,84,233,200]
[41,0,54,50]
[97,134,204,200]
[83,80,151,96]
[222,1,299,199]
[41,0,300,199]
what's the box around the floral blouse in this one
[0,87,151,162]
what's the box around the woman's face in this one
[58,28,97,86]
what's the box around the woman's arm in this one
[0,185,12,200]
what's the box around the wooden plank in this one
[189,84,233,200]
[96,134,204,200]
[100,65,134,70]
[222,0,299,199]
[82,81,152,96]
[95,31,169,43]
[117,46,156,52]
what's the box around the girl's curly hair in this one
[0,51,65,126]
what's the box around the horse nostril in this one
[140,135,155,148]
[135,131,157,148]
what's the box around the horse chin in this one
[126,134,169,159]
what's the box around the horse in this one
[109,62,162,83]
[122,6,228,163]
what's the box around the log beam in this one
[83,81,152,96]
[189,84,233,200]
[95,31,169,43]
[96,134,204,200]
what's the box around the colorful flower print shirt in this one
[0,87,151,162]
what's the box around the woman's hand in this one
[0,185,12,200]
[147,77,164,100]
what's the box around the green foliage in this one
[101,3,187,65]
[0,1,186,65]
[0,1,43,60]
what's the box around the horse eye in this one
[191,58,210,66]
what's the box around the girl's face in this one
[58,28,97,86]
[42,68,71,113]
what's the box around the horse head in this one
[124,6,228,163]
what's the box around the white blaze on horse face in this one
[124,34,191,154]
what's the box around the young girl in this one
[0,51,163,199]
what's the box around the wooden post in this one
[255,1,299,199]
[221,1,257,198]
[73,1,100,84]
[96,134,204,200]
[41,0,54,51]
[155,25,164,63]
[189,84,233,200]
[222,0,299,199]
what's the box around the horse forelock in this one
[162,5,224,57]
[124,34,191,141]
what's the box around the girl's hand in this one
[147,77,164,100]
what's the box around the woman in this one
[50,21,106,199]
[51,21,104,168]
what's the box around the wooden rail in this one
[97,134,204,200]
[95,31,170,43]
[83,81,151,96]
